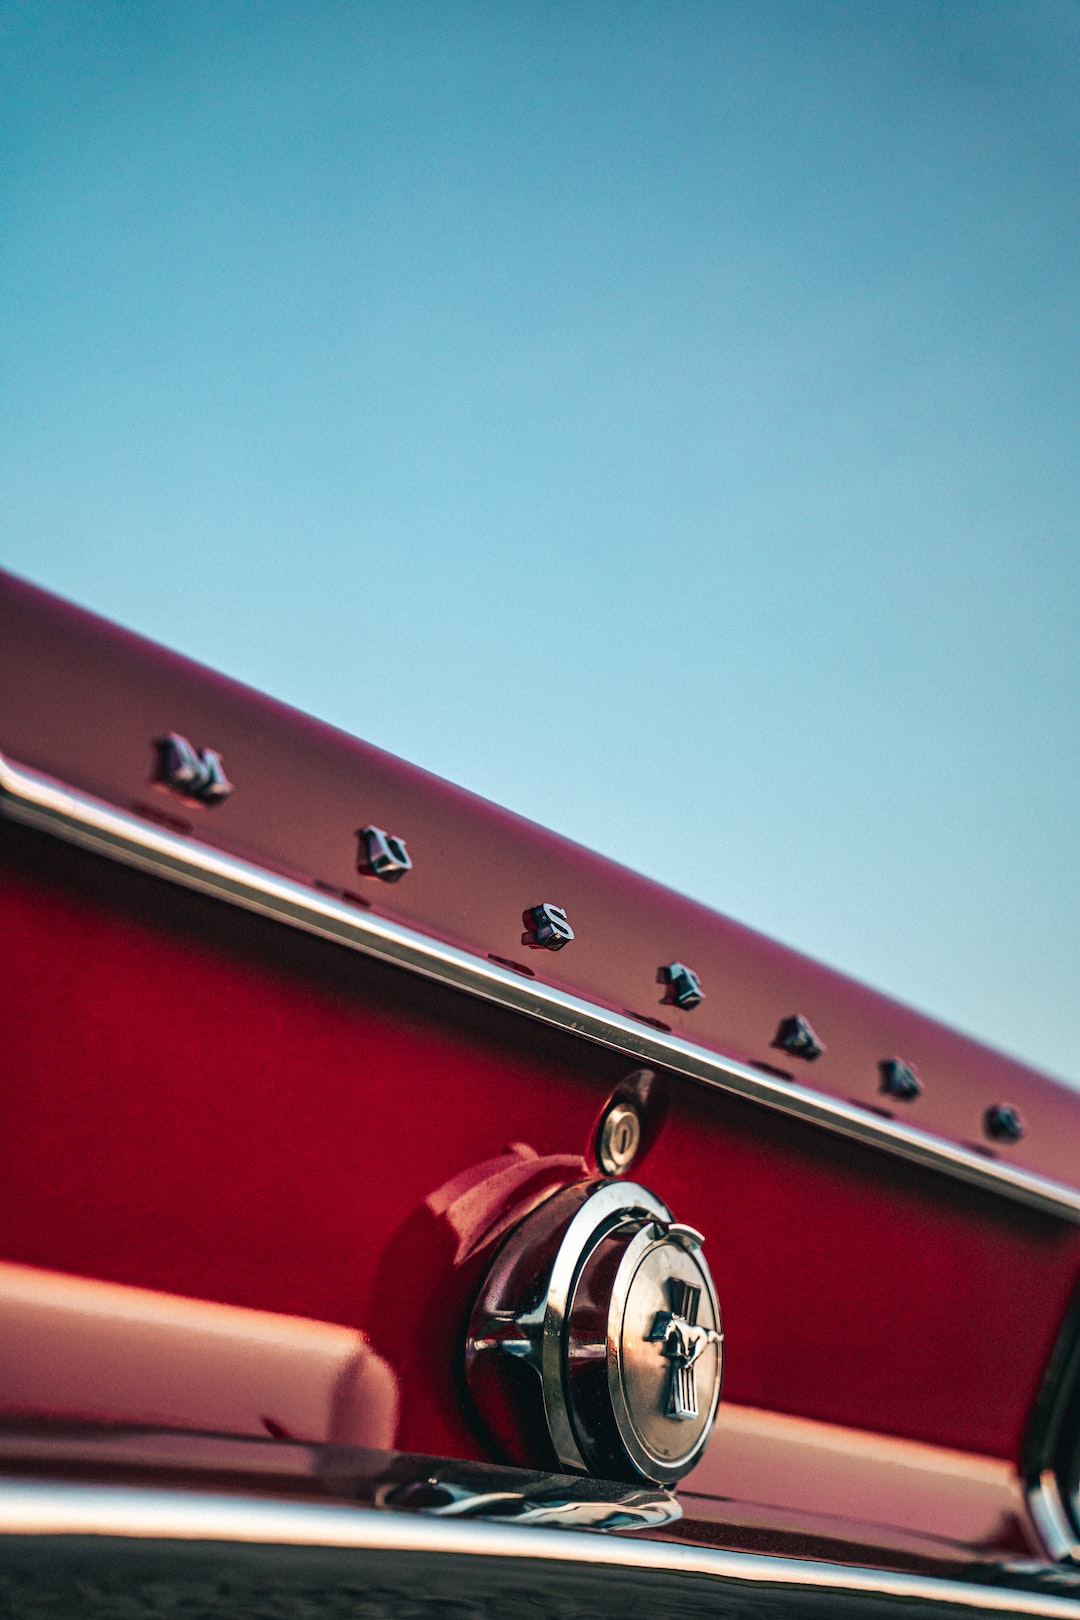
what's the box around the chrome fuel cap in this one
[464,1180,723,1486]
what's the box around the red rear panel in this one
[1,568,1078,1493]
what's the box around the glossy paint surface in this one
[5,566,1080,1565]
[2,823,1079,1471]
[1,569,1078,1188]
[0,1262,397,1446]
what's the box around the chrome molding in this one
[1029,1470,1078,1564]
[1024,1281,1080,1561]
[3,749,1080,1224]
[0,1477,1078,1615]
[541,1182,673,1475]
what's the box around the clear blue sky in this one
[2,1,1077,1081]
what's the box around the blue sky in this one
[2,1,1077,1081]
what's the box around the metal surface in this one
[0,1407,1040,1567]
[774,1013,825,1061]
[661,962,704,1010]
[880,1059,923,1102]
[596,1102,641,1175]
[545,1183,668,1476]
[607,1220,722,1469]
[1,1477,1080,1616]
[986,1104,1026,1144]
[0,1419,682,1534]
[522,902,575,951]
[3,748,1080,1223]
[646,1275,722,1419]
[155,733,233,804]
[1029,1470,1078,1563]
[377,1476,680,1531]
[1024,1279,1080,1562]
[358,825,412,882]
[466,1180,722,1485]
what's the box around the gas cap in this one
[464,1180,723,1486]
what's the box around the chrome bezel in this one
[595,1101,641,1176]
[465,1179,723,1485]
[540,1181,671,1475]
[1025,1280,1080,1560]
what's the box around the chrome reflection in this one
[377,1475,680,1532]
[1,1476,1079,1616]
[465,1180,723,1485]
[154,733,233,805]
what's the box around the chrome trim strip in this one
[0,1478,1075,1615]
[1029,1471,1079,1564]
[4,750,1080,1224]
[1023,1280,1080,1562]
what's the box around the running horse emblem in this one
[648,1278,722,1421]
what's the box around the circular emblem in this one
[464,1181,723,1485]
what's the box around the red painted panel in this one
[1,827,1077,1468]
[2,567,1078,1189]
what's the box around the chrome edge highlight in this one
[0,1478,1076,1617]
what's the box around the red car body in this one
[2,567,1079,1616]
